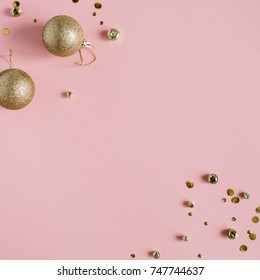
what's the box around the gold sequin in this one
[227,189,234,196]
[100,21,104,25]
[231,197,240,204]
[2,28,9,35]
[247,230,252,234]
[249,233,257,240]
[188,212,192,216]
[186,181,194,189]
[221,198,227,202]
[198,254,202,258]
[231,217,236,221]
[252,216,259,224]
[131,254,135,258]
[204,221,208,226]
[95,3,102,9]
[92,12,96,16]
[256,207,260,214]
[240,245,247,252]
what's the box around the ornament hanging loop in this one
[75,39,96,66]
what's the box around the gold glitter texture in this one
[0,69,35,110]
[42,15,84,57]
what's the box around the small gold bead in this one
[152,251,160,259]
[66,91,74,98]
[249,233,257,240]
[239,245,247,252]
[188,212,192,216]
[221,198,227,202]
[231,217,236,222]
[227,189,234,196]
[182,235,189,241]
[186,181,194,189]
[207,174,218,184]
[228,229,238,240]
[231,197,240,204]
[107,28,120,40]
[252,216,259,224]
[204,221,208,226]
[243,192,250,199]
[187,201,195,208]
[198,254,202,258]
[255,207,260,214]
[130,254,135,258]
[94,2,102,9]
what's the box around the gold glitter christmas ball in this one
[0,68,35,110]
[42,15,84,57]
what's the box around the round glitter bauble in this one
[0,68,35,110]
[42,15,84,57]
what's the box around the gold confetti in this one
[2,28,9,35]
[186,181,194,189]
[240,245,247,252]
[221,198,227,202]
[252,216,259,224]
[227,189,234,196]
[249,233,257,240]
[231,197,240,204]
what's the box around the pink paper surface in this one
[0,0,260,259]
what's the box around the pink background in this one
[0,0,260,259]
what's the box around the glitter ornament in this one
[0,68,35,110]
[42,15,84,57]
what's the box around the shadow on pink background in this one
[0,0,259,259]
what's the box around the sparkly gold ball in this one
[0,68,35,110]
[42,15,84,57]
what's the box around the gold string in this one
[75,47,96,66]
[9,49,13,69]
